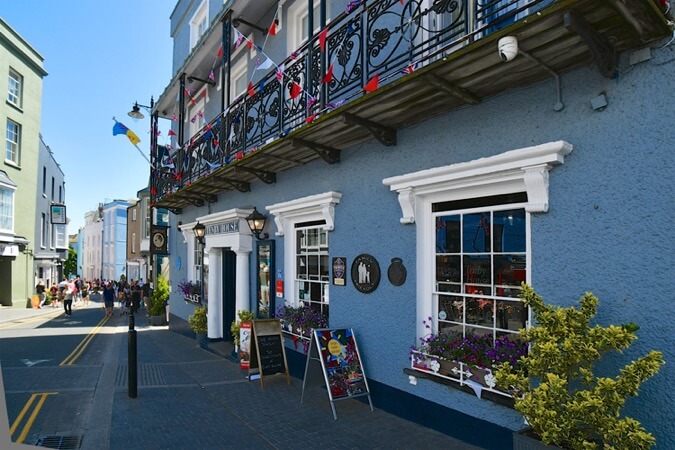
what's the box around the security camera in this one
[498,36,518,62]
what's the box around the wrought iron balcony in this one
[151,0,671,212]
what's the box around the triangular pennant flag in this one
[168,129,176,136]
[322,64,334,83]
[275,64,285,81]
[256,56,274,70]
[248,82,256,97]
[290,82,301,99]
[318,28,329,52]
[150,187,157,195]
[307,96,318,109]
[305,113,317,124]
[209,69,215,81]
[217,45,223,58]
[190,98,196,105]
[269,20,277,36]
[172,114,178,121]
[247,40,253,50]
[402,63,417,74]
[289,50,300,60]
[363,74,379,93]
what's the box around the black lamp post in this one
[246,208,269,240]
[128,101,152,120]
[193,222,206,305]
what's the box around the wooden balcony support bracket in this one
[607,0,670,43]
[205,194,218,203]
[342,113,397,147]
[563,11,617,79]
[423,74,481,105]
[214,177,251,193]
[292,138,341,165]
[168,207,183,215]
[233,166,277,184]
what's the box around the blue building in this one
[101,199,131,281]
[149,1,674,448]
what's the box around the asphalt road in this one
[1,298,122,447]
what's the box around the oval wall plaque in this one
[351,254,380,294]
[387,258,407,286]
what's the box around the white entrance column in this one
[234,250,250,317]
[207,248,223,339]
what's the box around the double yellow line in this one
[10,392,58,443]
[59,314,110,366]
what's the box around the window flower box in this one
[277,304,328,352]
[410,323,527,397]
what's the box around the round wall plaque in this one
[351,254,380,294]
[387,258,407,286]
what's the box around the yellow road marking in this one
[60,314,110,366]
[10,392,58,442]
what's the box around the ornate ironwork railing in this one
[152,0,550,205]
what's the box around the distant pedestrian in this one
[81,280,90,306]
[49,282,59,308]
[63,280,74,316]
[35,281,46,308]
[142,281,151,315]
[102,283,115,317]
[131,280,141,314]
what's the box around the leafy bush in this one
[188,306,208,334]
[149,275,169,316]
[230,309,255,346]
[495,284,664,450]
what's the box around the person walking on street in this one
[36,281,46,308]
[131,280,141,314]
[74,275,82,304]
[102,282,115,317]
[81,280,90,306]
[63,279,74,316]
[142,281,151,316]
[49,282,59,308]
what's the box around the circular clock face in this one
[153,232,165,248]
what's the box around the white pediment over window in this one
[267,191,342,236]
[382,140,573,223]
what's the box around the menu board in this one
[249,319,290,388]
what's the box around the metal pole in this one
[128,313,137,398]
[200,241,205,305]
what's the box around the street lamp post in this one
[193,222,206,305]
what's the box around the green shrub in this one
[495,284,664,450]
[230,309,255,346]
[149,275,169,316]
[188,306,208,334]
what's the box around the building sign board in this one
[205,220,239,235]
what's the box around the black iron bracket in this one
[233,166,277,184]
[204,194,218,203]
[342,113,397,146]
[187,75,216,87]
[564,11,617,79]
[167,207,183,215]
[232,17,267,34]
[292,138,341,164]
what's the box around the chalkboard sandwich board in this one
[249,319,290,388]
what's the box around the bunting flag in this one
[322,64,334,83]
[402,63,417,74]
[190,115,197,123]
[247,40,253,50]
[217,45,223,58]
[307,96,318,109]
[326,100,345,110]
[172,114,178,121]
[305,113,317,124]
[248,82,256,97]
[190,98,196,105]
[209,69,215,81]
[269,20,277,36]
[289,50,301,60]
[364,74,379,93]
[345,0,362,13]
[233,29,244,47]
[318,28,329,52]
[168,129,176,136]
[290,81,302,99]
[275,64,285,81]
[150,187,157,195]
[256,56,274,70]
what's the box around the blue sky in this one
[2,0,176,232]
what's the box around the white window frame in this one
[132,232,137,253]
[0,186,13,232]
[8,68,22,107]
[287,0,323,50]
[230,58,248,102]
[132,208,137,221]
[5,119,21,165]
[267,191,341,312]
[40,213,47,248]
[190,0,209,50]
[383,140,572,340]
[187,86,208,139]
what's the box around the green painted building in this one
[0,18,48,306]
